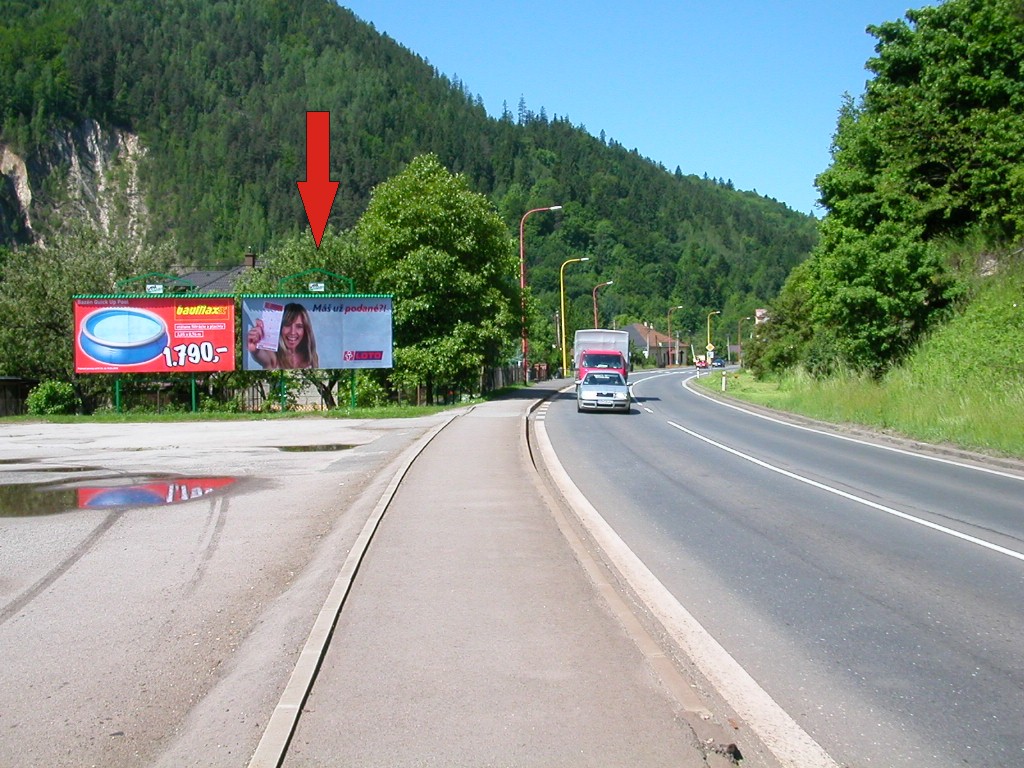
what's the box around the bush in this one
[26,380,80,415]
[354,373,390,408]
[199,395,244,413]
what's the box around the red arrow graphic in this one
[296,111,339,248]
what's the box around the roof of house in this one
[175,266,249,294]
[623,322,678,349]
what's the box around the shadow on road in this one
[487,380,572,402]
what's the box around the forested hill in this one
[0,0,817,333]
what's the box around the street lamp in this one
[560,256,590,374]
[519,205,562,381]
[737,316,752,367]
[706,310,720,361]
[592,280,613,328]
[668,305,684,365]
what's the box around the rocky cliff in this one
[0,119,148,247]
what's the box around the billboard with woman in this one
[240,295,392,371]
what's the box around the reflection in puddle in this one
[276,444,355,452]
[0,477,237,517]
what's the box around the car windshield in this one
[584,372,624,386]
[581,353,622,368]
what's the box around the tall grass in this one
[703,258,1024,458]
[701,367,1024,458]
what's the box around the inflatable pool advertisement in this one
[74,297,236,373]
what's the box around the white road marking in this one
[680,375,1024,482]
[666,419,1024,563]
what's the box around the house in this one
[622,323,690,367]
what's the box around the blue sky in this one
[339,2,935,216]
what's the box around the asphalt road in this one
[542,368,1024,768]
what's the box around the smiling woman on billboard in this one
[246,302,320,370]
[240,295,393,371]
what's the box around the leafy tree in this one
[757,0,1020,377]
[863,0,1024,240]
[1,0,817,378]
[355,154,518,400]
[0,222,170,389]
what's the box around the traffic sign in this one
[706,343,715,352]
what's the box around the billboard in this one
[241,295,392,371]
[74,296,236,374]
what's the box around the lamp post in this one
[592,280,613,328]
[560,256,590,375]
[519,205,562,382]
[737,316,752,367]
[668,305,684,365]
[706,310,720,362]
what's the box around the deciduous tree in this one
[355,154,518,399]
[0,223,169,385]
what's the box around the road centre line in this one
[666,419,1024,564]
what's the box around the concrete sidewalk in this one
[273,383,718,767]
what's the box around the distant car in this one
[695,359,708,369]
[711,357,725,368]
[576,371,630,413]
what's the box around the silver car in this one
[576,371,630,413]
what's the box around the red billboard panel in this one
[74,296,236,374]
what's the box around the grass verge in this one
[693,368,1024,459]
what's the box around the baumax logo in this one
[175,304,230,316]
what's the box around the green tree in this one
[2,0,816,343]
[0,223,169,386]
[355,154,518,399]
[758,0,1020,377]
[863,0,1024,240]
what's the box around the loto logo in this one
[344,350,384,361]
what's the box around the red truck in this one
[573,329,630,387]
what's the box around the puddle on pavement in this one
[0,476,238,517]
[276,444,355,452]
